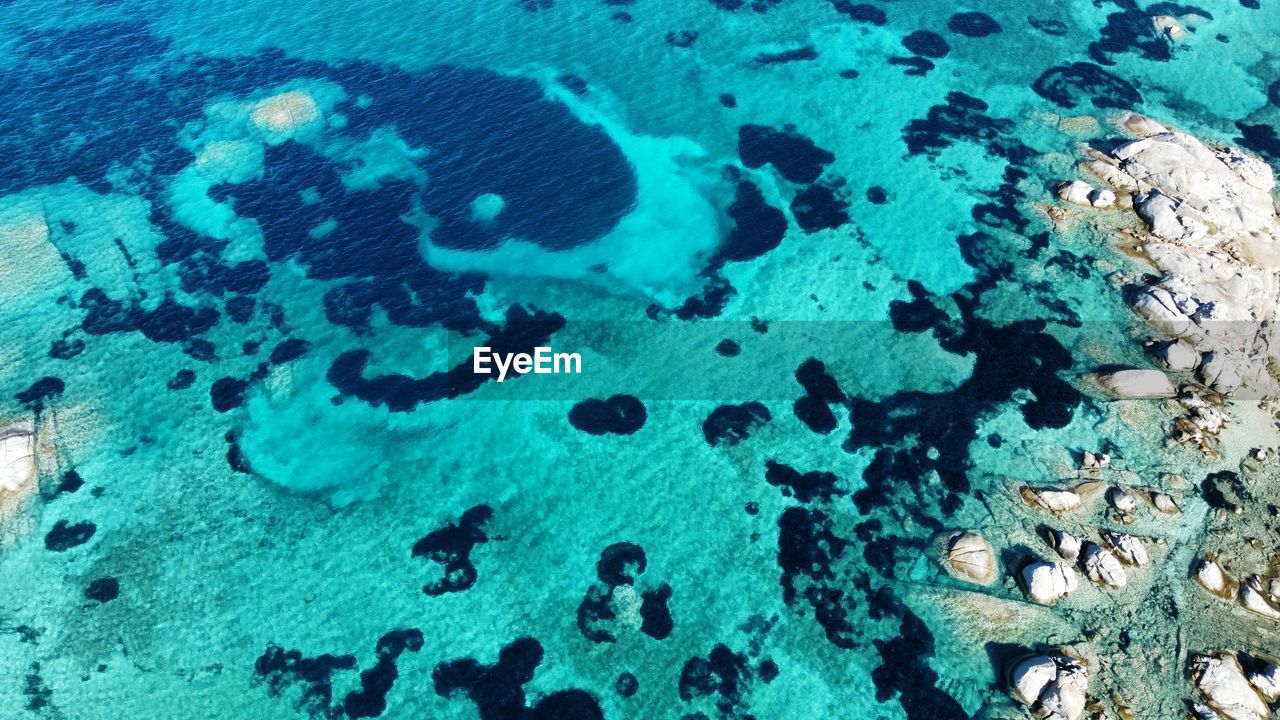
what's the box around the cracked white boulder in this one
[1194,556,1238,600]
[1102,532,1150,566]
[1248,662,1280,704]
[943,531,997,585]
[1010,654,1089,720]
[1081,543,1127,588]
[1190,653,1269,720]
[1022,560,1079,605]
[1021,487,1083,513]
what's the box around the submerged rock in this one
[1108,487,1137,513]
[1022,560,1079,605]
[1095,369,1177,399]
[1190,653,1270,720]
[251,90,322,138]
[942,531,996,585]
[1021,487,1083,513]
[1009,654,1089,720]
[1149,491,1181,514]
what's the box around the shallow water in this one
[0,0,1278,718]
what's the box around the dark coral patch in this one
[830,1,886,25]
[866,186,888,204]
[597,542,647,586]
[615,672,639,697]
[639,584,675,639]
[679,644,753,716]
[902,92,1012,157]
[328,306,566,410]
[792,358,844,435]
[85,577,119,603]
[255,644,357,718]
[791,183,850,233]
[738,125,835,184]
[17,376,65,407]
[711,179,788,269]
[433,637,604,720]
[901,31,949,58]
[1236,122,1280,162]
[269,339,310,364]
[753,46,818,65]
[1031,62,1142,110]
[764,460,844,503]
[167,369,196,390]
[703,402,772,447]
[568,394,647,436]
[888,55,934,76]
[947,11,1001,37]
[210,376,249,412]
[343,629,426,719]
[776,507,857,648]
[45,520,96,551]
[667,30,699,48]
[715,338,741,356]
[889,281,948,333]
[412,505,493,596]
[872,611,967,720]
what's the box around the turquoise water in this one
[0,0,1278,718]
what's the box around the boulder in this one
[1089,188,1116,208]
[1102,532,1150,566]
[1132,286,1193,337]
[1022,560,1079,604]
[1108,487,1137,513]
[1155,340,1200,371]
[1009,654,1089,720]
[1149,491,1180,514]
[1096,369,1177,399]
[1248,662,1280,704]
[1057,180,1096,207]
[1022,487,1083,513]
[1239,577,1280,620]
[1198,352,1245,395]
[943,531,997,585]
[1190,653,1270,720]
[0,425,35,494]
[1121,113,1169,137]
[1082,542,1127,588]
[1046,529,1082,561]
[1194,556,1238,600]
[1135,189,1206,244]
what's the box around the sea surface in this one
[0,0,1277,718]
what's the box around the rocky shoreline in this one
[938,112,1280,720]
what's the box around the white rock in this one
[1082,451,1099,469]
[1057,180,1096,207]
[1136,189,1206,244]
[1096,369,1177,399]
[1108,487,1137,512]
[1082,543,1127,588]
[1191,653,1270,720]
[1089,188,1116,208]
[1022,560,1080,604]
[944,531,996,585]
[1103,532,1150,566]
[1112,137,1154,162]
[1047,529,1082,561]
[1198,352,1245,395]
[1097,453,1111,468]
[1195,557,1234,598]
[1247,662,1280,704]
[1023,487,1083,513]
[1239,577,1280,620]
[1132,286,1193,337]
[0,426,35,493]
[1155,340,1200,371]
[1010,654,1089,720]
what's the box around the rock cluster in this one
[1190,653,1272,720]
[1009,654,1090,720]
[1079,119,1280,400]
